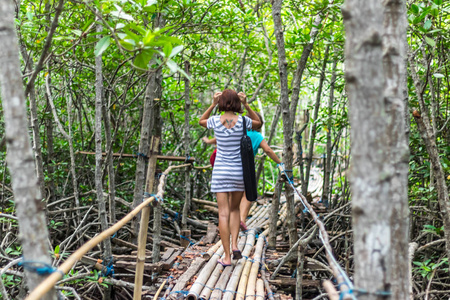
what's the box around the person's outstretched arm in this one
[202,137,217,145]
[199,92,221,128]
[260,140,282,164]
[238,92,261,130]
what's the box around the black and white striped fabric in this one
[207,115,253,193]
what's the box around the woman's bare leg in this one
[239,193,252,226]
[230,191,243,251]
[217,192,232,264]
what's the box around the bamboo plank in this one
[245,236,265,300]
[256,279,264,300]
[186,246,224,300]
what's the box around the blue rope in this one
[110,232,117,239]
[173,212,180,222]
[180,235,195,246]
[169,290,189,296]
[134,151,149,160]
[339,288,354,300]
[185,154,191,163]
[143,192,163,204]
[19,260,65,276]
[99,256,114,278]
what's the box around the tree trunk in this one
[342,0,394,296]
[256,104,280,183]
[408,51,450,271]
[303,46,329,196]
[19,47,46,201]
[271,0,297,247]
[103,88,116,225]
[182,61,192,230]
[322,57,337,208]
[132,70,157,241]
[0,1,56,298]
[382,0,410,297]
[95,20,112,263]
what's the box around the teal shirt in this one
[247,130,264,156]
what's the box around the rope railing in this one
[25,163,192,300]
[281,169,355,300]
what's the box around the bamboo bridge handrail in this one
[292,186,353,299]
[26,163,192,300]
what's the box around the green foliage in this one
[413,258,448,279]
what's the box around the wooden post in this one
[180,229,191,248]
[134,136,160,300]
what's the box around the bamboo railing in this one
[26,162,192,300]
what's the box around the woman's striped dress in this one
[207,115,253,193]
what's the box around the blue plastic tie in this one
[19,260,65,276]
[169,290,189,296]
[180,235,195,246]
[111,232,117,239]
[173,212,180,222]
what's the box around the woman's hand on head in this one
[213,92,222,106]
[238,92,247,104]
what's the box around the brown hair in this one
[254,112,264,131]
[218,89,243,113]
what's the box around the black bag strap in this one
[242,115,247,136]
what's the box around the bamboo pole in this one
[134,136,160,300]
[186,246,225,300]
[256,279,265,300]
[236,260,252,300]
[153,279,167,300]
[222,230,257,300]
[209,262,235,300]
[198,263,223,300]
[260,237,275,300]
[200,234,248,300]
[26,163,191,300]
[245,236,265,300]
[203,240,222,259]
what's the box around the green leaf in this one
[434,0,443,5]
[143,30,155,46]
[411,4,419,15]
[134,51,153,69]
[433,73,444,78]
[166,59,178,73]
[163,42,173,58]
[94,36,111,57]
[55,245,60,254]
[72,29,82,37]
[169,45,183,58]
[111,5,134,21]
[423,20,432,30]
[425,36,436,47]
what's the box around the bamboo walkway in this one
[24,160,354,300]
[160,193,301,300]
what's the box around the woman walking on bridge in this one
[199,90,261,266]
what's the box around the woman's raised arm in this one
[238,92,261,130]
[199,92,221,128]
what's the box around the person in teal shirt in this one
[203,112,282,231]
